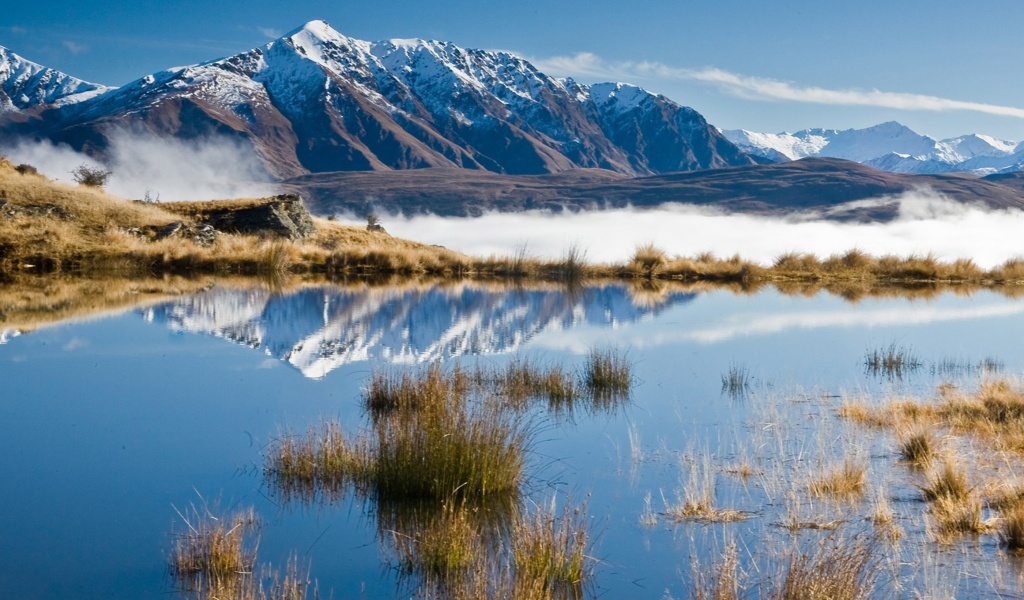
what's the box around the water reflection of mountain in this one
[141,283,694,378]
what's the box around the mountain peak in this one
[287,19,340,41]
[0,45,110,112]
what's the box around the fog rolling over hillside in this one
[0,20,755,182]
[143,283,694,379]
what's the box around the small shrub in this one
[14,163,38,176]
[71,163,112,188]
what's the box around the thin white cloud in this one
[62,40,88,55]
[258,27,282,39]
[531,52,1024,119]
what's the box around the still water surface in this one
[3,282,1024,598]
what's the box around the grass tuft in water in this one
[770,534,878,600]
[920,456,970,502]
[808,460,867,499]
[864,342,922,379]
[171,505,259,591]
[897,426,936,467]
[582,347,632,407]
[998,497,1024,551]
[721,363,753,399]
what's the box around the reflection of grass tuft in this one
[512,497,592,594]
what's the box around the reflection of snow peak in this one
[143,284,693,379]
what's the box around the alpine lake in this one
[4,276,1024,599]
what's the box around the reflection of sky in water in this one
[2,286,1024,598]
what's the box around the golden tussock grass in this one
[808,460,867,499]
[770,535,878,600]
[692,542,741,600]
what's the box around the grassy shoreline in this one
[3,158,1024,288]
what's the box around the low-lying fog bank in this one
[360,190,1024,269]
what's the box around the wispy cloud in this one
[531,52,1024,119]
[62,40,88,55]
[258,27,282,39]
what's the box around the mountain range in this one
[723,121,1024,175]
[1,20,1023,218]
[0,20,755,179]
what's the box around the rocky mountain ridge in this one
[0,21,756,178]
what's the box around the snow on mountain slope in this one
[143,283,695,379]
[0,46,111,112]
[724,122,1021,175]
[1,20,757,178]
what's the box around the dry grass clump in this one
[511,497,592,594]
[629,242,667,278]
[929,494,987,538]
[863,342,922,378]
[582,347,633,406]
[808,460,867,499]
[721,364,752,398]
[692,542,741,600]
[769,535,877,600]
[920,456,971,502]
[772,251,822,274]
[364,364,471,417]
[372,386,528,501]
[997,496,1024,551]
[666,454,750,523]
[169,504,317,600]
[171,505,259,593]
[264,422,370,504]
[897,426,936,467]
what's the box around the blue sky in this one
[4,1,1023,140]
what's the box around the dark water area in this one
[4,282,1024,598]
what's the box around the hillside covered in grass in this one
[0,158,478,277]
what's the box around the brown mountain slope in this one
[285,158,1024,221]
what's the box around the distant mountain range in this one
[0,21,755,178]
[723,121,1024,175]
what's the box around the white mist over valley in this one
[370,189,1024,269]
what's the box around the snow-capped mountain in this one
[0,46,110,113]
[142,283,694,379]
[723,122,1024,175]
[1,21,756,178]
